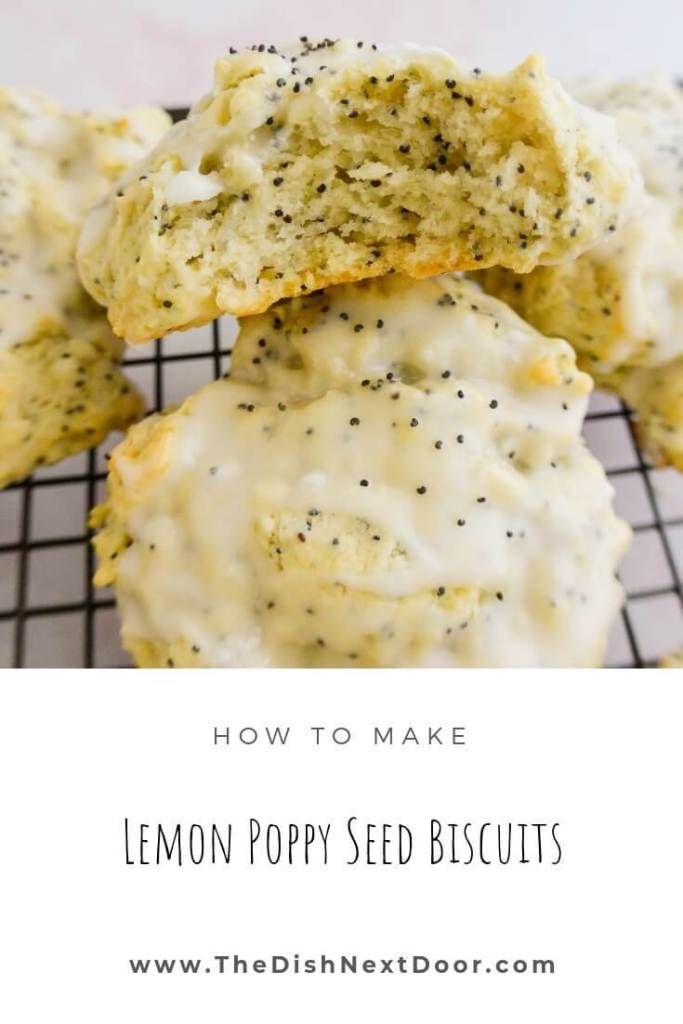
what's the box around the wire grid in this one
[0,107,681,667]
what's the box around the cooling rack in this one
[0,113,681,668]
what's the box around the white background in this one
[3,0,683,108]
[1,671,681,1022]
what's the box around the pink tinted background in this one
[4,0,683,109]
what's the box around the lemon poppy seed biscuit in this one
[608,357,683,471]
[482,75,683,373]
[480,75,683,466]
[93,275,629,668]
[0,89,171,487]
[77,39,641,343]
[659,649,683,668]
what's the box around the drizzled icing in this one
[572,74,683,369]
[97,275,629,667]
[0,88,170,351]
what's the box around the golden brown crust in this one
[112,250,494,339]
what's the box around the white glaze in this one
[165,168,224,204]
[0,89,169,350]
[572,74,683,369]
[104,275,629,667]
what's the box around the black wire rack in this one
[0,112,682,668]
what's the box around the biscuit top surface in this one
[96,275,628,668]
[575,75,683,368]
[0,88,170,350]
[573,74,683,202]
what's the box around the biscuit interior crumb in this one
[78,40,639,342]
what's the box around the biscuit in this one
[77,39,640,343]
[660,649,683,668]
[92,274,629,667]
[480,75,683,467]
[0,89,170,487]
[608,357,683,471]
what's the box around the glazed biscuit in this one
[481,75,683,468]
[93,275,629,668]
[607,357,683,471]
[77,39,640,343]
[0,89,170,487]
